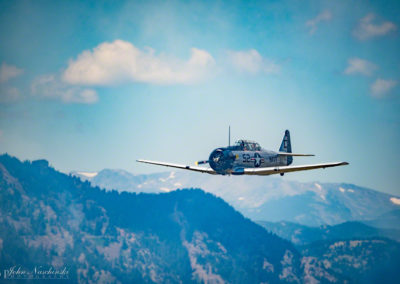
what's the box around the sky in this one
[0,0,399,195]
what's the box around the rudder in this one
[279,130,292,165]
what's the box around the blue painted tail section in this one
[279,130,292,165]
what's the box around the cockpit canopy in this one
[234,140,262,151]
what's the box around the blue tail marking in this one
[279,130,292,165]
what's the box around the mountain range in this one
[72,169,400,227]
[1,154,399,283]
[0,154,330,283]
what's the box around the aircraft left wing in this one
[243,161,349,175]
[137,159,217,175]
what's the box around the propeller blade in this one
[195,160,209,165]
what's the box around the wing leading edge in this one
[243,161,349,175]
[136,159,217,175]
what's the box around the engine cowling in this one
[208,148,235,174]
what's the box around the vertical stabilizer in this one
[279,130,292,165]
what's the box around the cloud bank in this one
[62,40,215,85]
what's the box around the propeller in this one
[195,160,209,165]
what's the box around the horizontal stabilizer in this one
[277,152,315,157]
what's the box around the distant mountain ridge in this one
[71,168,400,227]
[0,154,333,283]
[257,220,400,246]
[2,154,399,283]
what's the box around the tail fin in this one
[279,130,292,165]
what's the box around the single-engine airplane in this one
[137,130,348,176]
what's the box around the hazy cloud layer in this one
[62,40,216,85]
[353,14,397,40]
[370,78,397,98]
[227,49,280,74]
[0,63,23,83]
[305,11,332,35]
[344,58,377,76]
[31,75,98,104]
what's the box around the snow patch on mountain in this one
[160,187,172,192]
[159,171,176,182]
[78,172,98,178]
[390,197,400,205]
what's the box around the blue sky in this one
[0,0,399,195]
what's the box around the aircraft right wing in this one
[243,161,349,176]
[137,159,217,175]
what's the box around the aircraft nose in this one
[208,149,234,174]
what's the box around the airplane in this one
[137,129,348,176]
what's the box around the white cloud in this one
[306,11,332,35]
[344,58,377,76]
[353,13,397,40]
[0,63,23,83]
[31,74,98,104]
[227,49,280,74]
[0,63,24,103]
[62,40,215,85]
[370,78,397,98]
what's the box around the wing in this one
[137,159,217,175]
[243,161,349,176]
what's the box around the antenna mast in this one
[229,126,231,147]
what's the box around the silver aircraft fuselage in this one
[208,140,290,175]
